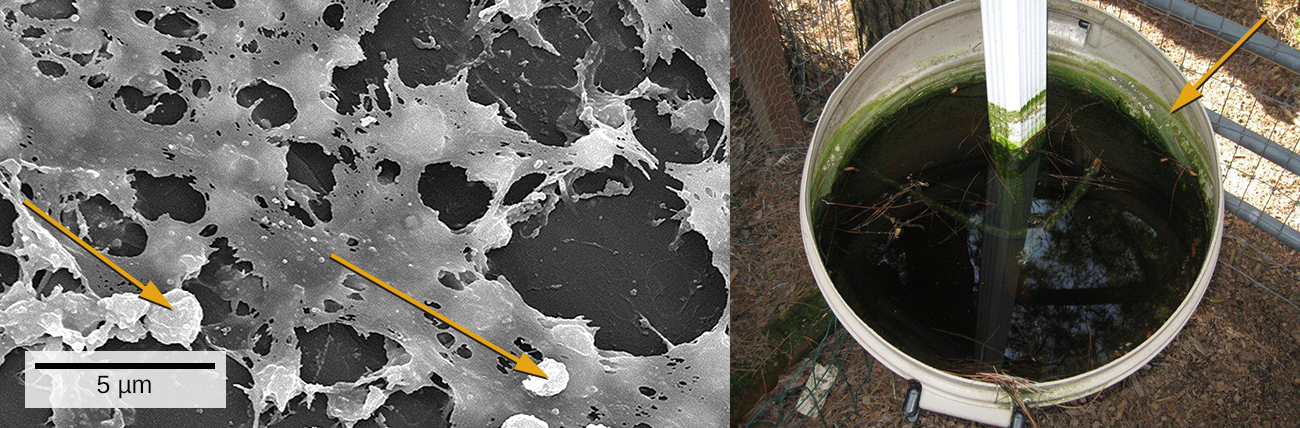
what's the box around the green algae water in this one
[815,78,1212,382]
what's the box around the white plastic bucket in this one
[799,1,1223,425]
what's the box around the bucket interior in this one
[813,66,1212,381]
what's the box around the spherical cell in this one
[501,413,547,428]
[521,358,568,397]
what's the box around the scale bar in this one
[35,363,216,370]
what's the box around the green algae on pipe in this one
[987,91,1046,150]
[980,0,1047,151]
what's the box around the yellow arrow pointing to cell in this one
[329,254,548,379]
[1170,16,1267,113]
[22,199,172,309]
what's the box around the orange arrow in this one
[330,254,548,379]
[22,199,172,309]
[1170,16,1267,113]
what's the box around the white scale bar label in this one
[25,351,226,409]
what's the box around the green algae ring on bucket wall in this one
[799,0,1223,426]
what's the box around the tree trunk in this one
[851,0,950,55]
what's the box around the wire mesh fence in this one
[732,0,1300,426]
[740,320,877,428]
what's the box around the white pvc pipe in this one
[981,0,1047,148]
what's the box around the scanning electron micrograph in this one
[0,0,728,426]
